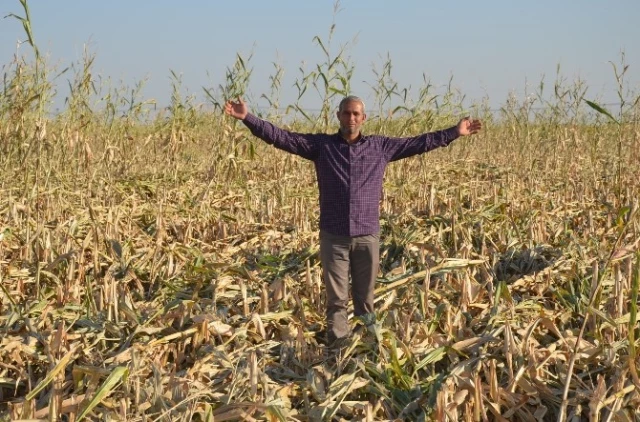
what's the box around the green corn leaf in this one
[109,239,122,259]
[77,366,128,421]
[312,36,329,57]
[236,53,246,70]
[428,303,447,334]
[316,66,329,89]
[266,405,287,422]
[295,105,313,122]
[584,100,618,124]
[414,346,447,373]
[26,350,76,400]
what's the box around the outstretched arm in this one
[384,117,483,162]
[224,97,318,161]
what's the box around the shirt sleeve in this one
[242,113,318,161]
[382,126,460,162]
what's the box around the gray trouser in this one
[319,230,379,343]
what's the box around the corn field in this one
[1,2,640,421]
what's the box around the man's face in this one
[337,100,366,138]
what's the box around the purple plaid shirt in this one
[243,113,460,236]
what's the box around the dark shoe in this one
[328,335,351,353]
[314,328,328,345]
[352,324,366,337]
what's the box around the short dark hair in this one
[338,95,365,113]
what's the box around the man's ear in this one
[362,113,367,122]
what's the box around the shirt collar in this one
[337,130,365,145]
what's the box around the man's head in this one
[337,95,367,141]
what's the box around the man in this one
[224,95,482,347]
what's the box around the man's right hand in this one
[224,97,248,120]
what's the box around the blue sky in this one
[1,1,638,114]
